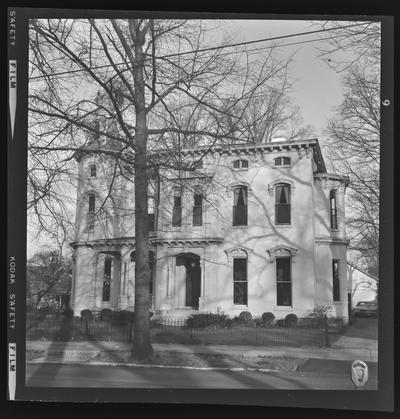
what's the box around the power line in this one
[29,22,370,81]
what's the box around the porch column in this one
[198,246,209,311]
[70,249,77,311]
[118,252,130,310]
[110,253,121,309]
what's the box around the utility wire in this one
[29,22,371,81]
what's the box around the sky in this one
[224,19,348,138]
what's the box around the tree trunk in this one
[132,21,153,359]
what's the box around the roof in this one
[155,138,327,173]
[74,137,328,173]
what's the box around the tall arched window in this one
[332,259,340,301]
[275,183,291,224]
[233,186,248,226]
[276,257,292,306]
[233,258,248,305]
[330,190,338,229]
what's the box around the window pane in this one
[172,206,182,226]
[233,205,248,226]
[330,190,337,208]
[332,260,340,301]
[274,157,282,165]
[233,258,247,280]
[276,258,291,281]
[193,205,202,226]
[174,196,181,207]
[148,213,155,231]
[89,195,95,212]
[283,157,290,165]
[102,259,112,302]
[148,196,155,213]
[90,165,96,177]
[275,204,291,224]
[233,160,240,168]
[233,282,248,305]
[194,194,202,206]
[276,185,289,204]
[330,191,338,229]
[277,283,291,306]
[241,160,248,168]
[237,189,245,206]
[233,258,247,305]
[331,209,338,229]
[233,187,248,225]
[276,257,291,306]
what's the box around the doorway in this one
[176,253,201,309]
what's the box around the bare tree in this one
[27,250,72,310]
[326,62,380,274]
[28,18,301,358]
[315,20,380,72]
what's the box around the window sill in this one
[274,306,294,311]
[274,224,292,228]
[232,225,248,229]
[272,165,291,169]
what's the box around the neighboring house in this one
[70,137,350,323]
[347,263,378,308]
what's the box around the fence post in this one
[324,314,330,347]
[128,322,133,343]
[84,318,89,340]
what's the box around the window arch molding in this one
[226,181,252,195]
[224,246,253,263]
[267,179,296,196]
[83,189,98,198]
[266,246,298,263]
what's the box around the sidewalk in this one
[26,334,378,363]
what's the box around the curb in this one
[26,359,282,373]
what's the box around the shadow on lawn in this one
[26,316,129,387]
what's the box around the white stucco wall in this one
[71,140,349,322]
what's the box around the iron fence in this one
[26,314,335,347]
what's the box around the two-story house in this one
[70,137,350,323]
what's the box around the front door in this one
[185,260,201,308]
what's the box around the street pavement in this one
[25,361,377,390]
